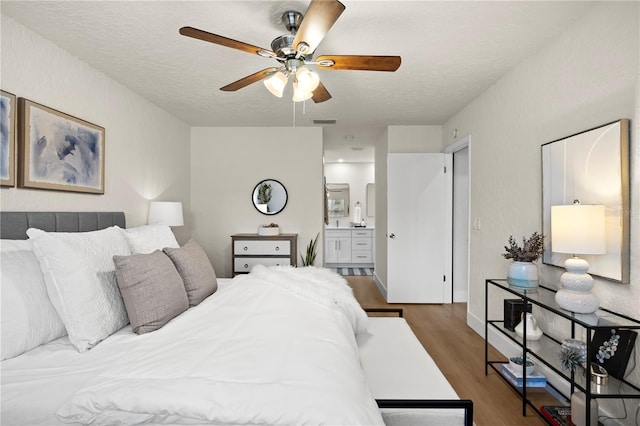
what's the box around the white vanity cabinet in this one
[325,228,374,267]
[325,230,352,264]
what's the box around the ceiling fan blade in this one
[179,26,276,57]
[293,0,345,54]
[312,81,332,103]
[316,55,401,71]
[220,68,280,92]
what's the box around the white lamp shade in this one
[551,204,606,255]
[263,71,287,98]
[292,82,313,102]
[148,202,184,226]
[295,67,320,92]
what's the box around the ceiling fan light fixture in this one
[295,67,320,92]
[292,82,313,102]
[264,71,288,97]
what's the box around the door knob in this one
[389,233,396,239]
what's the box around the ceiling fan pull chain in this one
[292,100,296,128]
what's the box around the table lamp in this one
[148,201,184,227]
[551,202,606,314]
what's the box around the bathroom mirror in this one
[541,119,630,283]
[252,179,288,215]
[326,183,349,218]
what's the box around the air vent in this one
[312,119,337,125]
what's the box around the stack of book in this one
[501,363,547,387]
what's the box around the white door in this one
[387,153,449,303]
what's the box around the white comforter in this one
[51,265,383,425]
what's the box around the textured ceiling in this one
[1,1,596,161]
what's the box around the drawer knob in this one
[275,246,280,251]
[244,246,248,251]
[244,264,249,268]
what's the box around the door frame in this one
[444,135,471,303]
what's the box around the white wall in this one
[324,162,375,228]
[443,2,639,420]
[190,127,323,278]
[0,16,191,242]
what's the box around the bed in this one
[1,211,473,425]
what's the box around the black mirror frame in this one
[252,179,288,216]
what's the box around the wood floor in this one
[346,275,546,426]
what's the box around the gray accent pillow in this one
[164,240,218,306]
[113,250,189,334]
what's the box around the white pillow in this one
[0,240,66,360]
[27,227,131,352]
[118,225,179,254]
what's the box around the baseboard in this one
[373,272,387,300]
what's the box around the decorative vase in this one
[514,312,543,341]
[507,261,539,288]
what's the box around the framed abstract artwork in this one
[541,119,630,283]
[18,98,105,194]
[1,90,17,187]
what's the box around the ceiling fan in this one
[179,0,401,103]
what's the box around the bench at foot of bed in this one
[358,317,474,426]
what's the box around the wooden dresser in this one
[231,233,298,275]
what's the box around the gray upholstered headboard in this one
[0,212,126,240]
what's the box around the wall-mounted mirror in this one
[542,119,630,283]
[252,179,288,215]
[326,183,349,217]
[366,183,375,217]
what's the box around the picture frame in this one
[541,119,630,283]
[589,328,637,380]
[18,98,105,194]
[1,90,17,187]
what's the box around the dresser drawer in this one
[234,257,292,273]
[351,251,372,263]
[352,229,373,238]
[234,240,291,256]
[352,238,372,250]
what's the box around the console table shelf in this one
[485,279,640,425]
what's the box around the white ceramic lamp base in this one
[555,256,599,314]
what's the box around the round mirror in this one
[252,179,288,215]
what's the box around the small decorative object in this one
[514,312,543,341]
[551,202,606,313]
[18,98,105,194]
[300,233,319,266]
[589,328,637,380]
[590,362,608,386]
[571,390,598,426]
[504,299,532,331]
[1,90,17,187]
[559,338,587,373]
[509,356,535,375]
[503,232,544,288]
[258,223,280,236]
